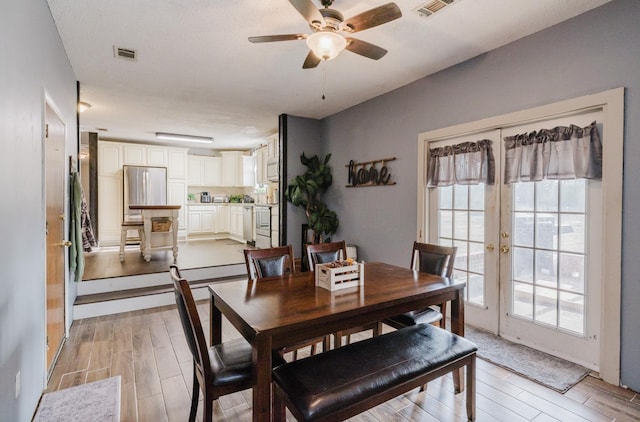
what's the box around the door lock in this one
[500,245,510,254]
[501,231,510,238]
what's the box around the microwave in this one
[267,158,279,181]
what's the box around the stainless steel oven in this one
[255,206,271,248]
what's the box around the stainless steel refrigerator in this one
[123,165,167,220]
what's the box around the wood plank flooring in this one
[47,303,640,422]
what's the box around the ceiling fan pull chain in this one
[322,65,326,100]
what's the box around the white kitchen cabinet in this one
[187,156,203,185]
[188,155,221,186]
[242,155,255,186]
[123,144,169,166]
[188,211,202,232]
[229,205,244,239]
[147,147,168,166]
[267,133,278,160]
[98,142,122,177]
[203,156,222,186]
[202,210,216,233]
[123,144,146,165]
[255,146,268,184]
[220,151,254,187]
[98,175,123,244]
[168,149,187,179]
[188,205,217,233]
[216,205,230,233]
[220,151,243,186]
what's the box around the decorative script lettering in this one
[346,157,396,187]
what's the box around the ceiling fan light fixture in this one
[306,31,346,61]
[155,132,213,144]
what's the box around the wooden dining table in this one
[208,261,467,422]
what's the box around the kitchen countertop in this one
[129,205,181,210]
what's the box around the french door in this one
[426,111,602,370]
[427,129,501,332]
[499,111,602,369]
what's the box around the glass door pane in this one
[437,184,486,306]
[510,180,586,335]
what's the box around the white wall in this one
[320,0,640,391]
[0,1,77,420]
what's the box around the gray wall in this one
[0,1,77,420]
[283,115,324,259]
[319,0,640,390]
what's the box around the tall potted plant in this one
[285,153,339,244]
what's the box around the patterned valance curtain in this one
[427,139,495,187]
[503,121,602,184]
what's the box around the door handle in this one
[500,245,510,254]
[58,240,72,247]
[486,244,495,252]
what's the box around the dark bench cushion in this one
[272,323,477,421]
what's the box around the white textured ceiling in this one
[47,0,612,150]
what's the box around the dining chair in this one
[305,240,348,271]
[244,245,330,359]
[306,240,381,348]
[170,265,286,422]
[244,245,296,280]
[384,242,457,331]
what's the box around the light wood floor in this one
[47,304,640,422]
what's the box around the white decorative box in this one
[315,261,364,291]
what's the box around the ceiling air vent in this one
[113,46,137,61]
[414,0,457,18]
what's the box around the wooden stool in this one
[119,221,145,262]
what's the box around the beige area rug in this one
[465,325,590,393]
[34,376,120,422]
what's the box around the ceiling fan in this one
[248,0,402,69]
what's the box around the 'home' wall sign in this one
[346,157,397,187]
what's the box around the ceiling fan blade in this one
[248,34,307,43]
[302,51,321,69]
[345,38,388,60]
[343,2,402,33]
[289,0,325,26]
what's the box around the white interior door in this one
[499,111,602,370]
[427,129,501,334]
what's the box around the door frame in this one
[43,93,70,381]
[416,87,624,385]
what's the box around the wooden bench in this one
[272,323,477,422]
